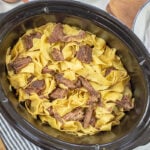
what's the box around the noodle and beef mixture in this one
[6,23,134,136]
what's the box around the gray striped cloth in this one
[0,113,42,150]
[1,113,150,150]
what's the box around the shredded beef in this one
[105,67,116,76]
[25,79,45,95]
[63,30,86,42]
[39,95,49,99]
[25,99,31,108]
[76,45,92,64]
[49,88,68,100]
[30,32,42,39]
[79,76,97,94]
[78,76,100,128]
[63,108,84,121]
[78,76,100,104]
[55,73,76,89]
[27,75,35,83]
[23,35,33,50]
[41,66,56,75]
[51,48,64,61]
[10,56,32,73]
[54,74,82,89]
[88,94,100,105]
[47,106,54,116]
[48,23,86,43]
[47,106,63,123]
[83,105,94,128]
[48,23,65,43]
[116,95,133,111]
[53,111,64,123]
[75,78,82,88]
[23,32,42,50]
[90,112,96,127]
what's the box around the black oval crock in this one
[0,1,150,150]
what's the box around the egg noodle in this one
[6,22,134,136]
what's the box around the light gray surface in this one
[133,0,150,54]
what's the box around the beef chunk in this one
[63,30,86,42]
[90,113,96,127]
[39,95,49,99]
[25,99,31,108]
[75,78,82,88]
[88,94,100,105]
[25,79,45,95]
[105,67,116,76]
[48,23,65,43]
[23,35,33,50]
[82,85,98,127]
[30,32,42,39]
[48,23,86,43]
[23,32,42,50]
[55,74,82,89]
[10,56,32,73]
[51,48,64,61]
[83,105,94,128]
[27,75,35,83]
[79,76,96,94]
[79,76,100,104]
[49,88,68,99]
[76,45,92,64]
[53,111,64,123]
[47,106,63,123]
[47,106,54,116]
[55,73,76,89]
[116,95,133,111]
[63,107,84,121]
[41,66,56,75]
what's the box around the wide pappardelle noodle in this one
[6,22,134,136]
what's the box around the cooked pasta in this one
[6,22,134,136]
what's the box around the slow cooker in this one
[0,1,150,149]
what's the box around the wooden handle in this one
[106,0,147,28]
[0,139,6,150]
